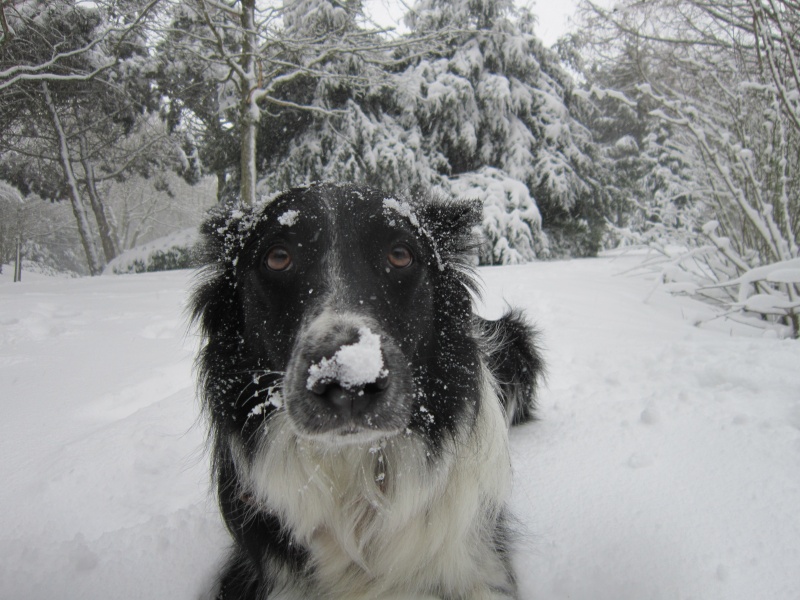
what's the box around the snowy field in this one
[1,256,799,600]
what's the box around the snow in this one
[382,197,420,229]
[102,229,200,275]
[739,294,800,315]
[277,209,300,227]
[306,327,387,392]
[768,269,800,284]
[2,255,800,599]
[0,268,222,599]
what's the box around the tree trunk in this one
[14,236,21,282]
[240,100,258,207]
[216,170,227,204]
[42,82,103,275]
[78,134,121,262]
[239,0,258,207]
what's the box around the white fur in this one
[231,362,515,600]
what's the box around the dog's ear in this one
[191,205,255,337]
[417,196,483,257]
[198,205,256,265]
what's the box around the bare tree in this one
[0,180,83,278]
[578,0,800,336]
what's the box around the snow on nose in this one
[306,326,388,392]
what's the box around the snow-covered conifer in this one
[259,0,601,262]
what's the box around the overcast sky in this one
[363,0,581,47]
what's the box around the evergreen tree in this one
[258,0,604,263]
[404,0,604,259]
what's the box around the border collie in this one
[191,184,543,600]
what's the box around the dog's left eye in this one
[388,244,414,269]
[265,245,292,271]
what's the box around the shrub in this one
[104,229,200,275]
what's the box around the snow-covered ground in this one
[1,256,799,599]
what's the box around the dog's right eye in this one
[265,246,292,271]
[388,244,414,269]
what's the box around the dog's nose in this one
[309,374,390,418]
[286,313,412,434]
[308,373,389,396]
[303,324,391,419]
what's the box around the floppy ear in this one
[417,195,483,258]
[191,202,271,347]
[197,205,256,266]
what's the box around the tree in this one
[406,0,607,259]
[0,181,24,278]
[257,0,604,262]
[0,181,86,277]
[576,0,800,337]
[107,170,216,251]
[158,0,402,206]
[0,0,168,274]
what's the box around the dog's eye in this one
[265,246,292,271]
[388,244,413,269]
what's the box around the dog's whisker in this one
[243,385,286,422]
[220,369,286,380]
[230,373,286,408]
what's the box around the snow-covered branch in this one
[578,0,800,337]
[0,62,117,91]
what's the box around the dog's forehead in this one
[260,185,420,231]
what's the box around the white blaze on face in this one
[306,327,388,391]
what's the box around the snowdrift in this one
[1,257,799,599]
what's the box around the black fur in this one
[476,310,544,425]
[191,184,544,599]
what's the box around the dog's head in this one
[193,184,481,448]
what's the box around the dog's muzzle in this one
[283,311,413,442]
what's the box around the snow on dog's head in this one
[192,183,482,448]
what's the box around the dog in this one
[191,183,544,600]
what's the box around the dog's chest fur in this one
[237,369,513,600]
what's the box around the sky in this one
[363,0,583,47]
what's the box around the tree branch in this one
[0,1,13,48]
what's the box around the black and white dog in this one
[192,184,543,600]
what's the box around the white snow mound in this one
[307,327,387,391]
[277,210,299,227]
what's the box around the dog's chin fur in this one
[232,363,513,600]
[289,425,404,448]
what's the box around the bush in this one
[104,229,200,275]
